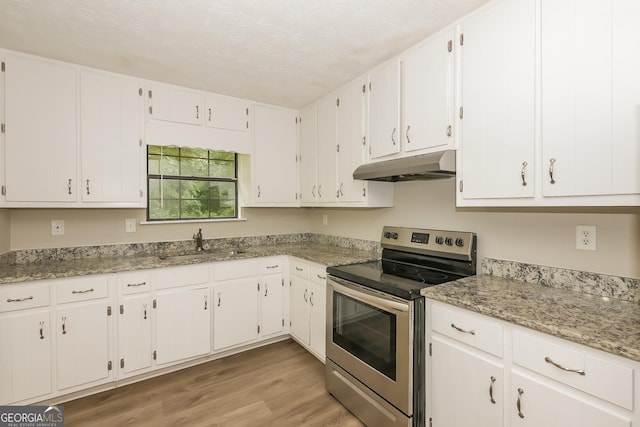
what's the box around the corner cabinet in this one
[240,105,299,206]
[427,300,639,427]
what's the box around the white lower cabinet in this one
[212,278,259,351]
[428,300,639,427]
[289,258,326,360]
[258,257,287,338]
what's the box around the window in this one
[147,145,238,221]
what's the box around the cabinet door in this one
[458,0,535,200]
[299,104,318,204]
[253,105,299,204]
[289,275,310,345]
[80,71,143,204]
[260,274,285,337]
[402,28,455,153]
[308,281,326,359]
[510,372,630,427]
[119,294,152,375]
[56,301,110,391]
[337,79,366,203]
[155,287,210,365]
[4,55,77,202]
[316,94,338,203]
[368,60,401,159]
[431,336,504,427]
[148,84,203,125]
[0,309,52,404]
[541,0,640,197]
[204,94,249,132]
[213,279,259,350]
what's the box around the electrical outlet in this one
[125,218,137,233]
[51,220,65,236]
[576,225,596,251]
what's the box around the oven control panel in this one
[381,226,476,260]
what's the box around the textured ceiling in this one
[0,0,489,108]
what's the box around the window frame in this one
[146,145,239,222]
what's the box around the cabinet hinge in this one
[119,304,124,315]
[459,180,464,193]
[429,342,432,356]
[295,117,298,124]
[448,40,453,52]
[108,361,112,371]
[1,123,5,133]
[362,136,366,146]
[107,306,112,316]
[148,90,152,99]
[295,193,298,200]
[282,318,285,327]
[1,62,4,72]
[120,358,125,369]
[429,417,433,427]
[138,88,142,96]
[362,84,366,94]
[139,190,144,198]
[257,283,260,291]
[246,107,249,115]
[369,82,372,91]
[336,144,340,153]
[281,278,284,287]
[153,350,157,360]
[246,121,249,129]
[1,186,5,196]
[149,106,153,115]
[257,325,260,334]
[153,299,157,309]
[460,33,464,46]
[139,139,143,147]
[459,107,464,119]
[290,321,292,326]
[336,98,340,107]
[362,187,366,197]
[369,145,371,155]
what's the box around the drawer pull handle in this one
[7,296,34,303]
[317,274,326,280]
[266,265,279,269]
[295,267,304,272]
[39,321,45,340]
[517,388,525,418]
[72,288,94,294]
[127,282,147,287]
[489,376,496,404]
[544,356,585,376]
[451,323,475,335]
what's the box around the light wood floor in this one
[63,339,364,426]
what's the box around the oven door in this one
[326,275,412,415]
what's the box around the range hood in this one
[353,150,456,182]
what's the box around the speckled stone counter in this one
[422,275,640,362]
[0,241,379,285]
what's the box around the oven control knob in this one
[444,237,454,246]
[391,232,399,240]
[455,238,465,247]
[384,232,391,239]
[435,236,444,245]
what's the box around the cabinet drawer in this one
[259,257,284,275]
[309,265,327,286]
[512,329,634,410]
[431,302,504,357]
[119,271,152,295]
[290,258,309,279]
[0,282,50,312]
[56,276,109,304]
[213,259,258,282]
[155,264,210,290]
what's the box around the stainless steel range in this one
[326,226,477,427]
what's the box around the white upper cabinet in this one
[248,104,299,205]
[299,104,318,204]
[316,93,338,204]
[80,71,144,205]
[368,60,401,160]
[541,0,640,198]
[337,78,367,203]
[147,84,203,125]
[401,26,456,154]
[457,0,536,202]
[204,93,249,132]
[3,55,78,203]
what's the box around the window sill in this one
[140,217,248,225]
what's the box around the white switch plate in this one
[125,218,137,233]
[576,225,596,251]
[51,220,64,236]
[322,214,328,226]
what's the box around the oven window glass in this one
[333,293,397,380]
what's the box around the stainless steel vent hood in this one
[353,150,456,182]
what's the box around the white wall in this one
[9,207,311,250]
[308,180,640,279]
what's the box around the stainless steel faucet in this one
[193,228,203,251]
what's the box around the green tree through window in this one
[147,146,238,220]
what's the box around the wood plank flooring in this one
[63,339,364,426]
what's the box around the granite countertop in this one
[0,242,379,285]
[422,275,640,362]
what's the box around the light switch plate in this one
[125,218,137,233]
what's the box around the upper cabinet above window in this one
[147,84,203,126]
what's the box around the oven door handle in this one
[328,277,409,313]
